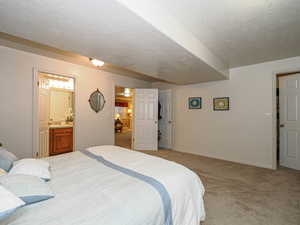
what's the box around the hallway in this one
[115,130,132,149]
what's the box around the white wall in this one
[153,56,300,169]
[0,46,150,158]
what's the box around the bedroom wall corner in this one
[152,56,300,169]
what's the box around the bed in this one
[1,145,205,225]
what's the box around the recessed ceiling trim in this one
[0,32,169,83]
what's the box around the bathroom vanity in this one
[49,125,73,156]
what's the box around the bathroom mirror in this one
[88,89,105,113]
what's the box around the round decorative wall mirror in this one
[88,89,105,113]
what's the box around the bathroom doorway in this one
[34,72,75,157]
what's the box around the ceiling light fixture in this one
[124,88,131,97]
[90,58,105,67]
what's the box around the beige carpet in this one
[141,150,300,225]
[115,130,132,149]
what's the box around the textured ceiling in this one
[156,0,300,68]
[0,0,227,84]
[0,1,298,83]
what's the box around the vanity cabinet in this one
[49,127,73,156]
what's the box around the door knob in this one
[280,124,285,128]
[168,121,172,124]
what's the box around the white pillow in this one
[0,174,55,205]
[9,159,51,181]
[0,185,25,220]
[0,148,18,172]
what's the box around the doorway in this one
[114,86,133,149]
[36,72,75,157]
[114,87,173,151]
[158,89,173,149]
[277,72,300,170]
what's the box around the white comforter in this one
[1,146,205,225]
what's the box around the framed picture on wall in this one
[213,97,230,111]
[188,97,202,109]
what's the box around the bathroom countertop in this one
[49,124,73,129]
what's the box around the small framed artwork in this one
[213,97,230,111]
[189,97,202,109]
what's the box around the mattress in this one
[1,145,205,225]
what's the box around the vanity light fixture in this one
[90,58,105,67]
[124,88,131,97]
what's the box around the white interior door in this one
[279,74,300,170]
[133,89,158,150]
[38,79,50,158]
[158,89,173,149]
